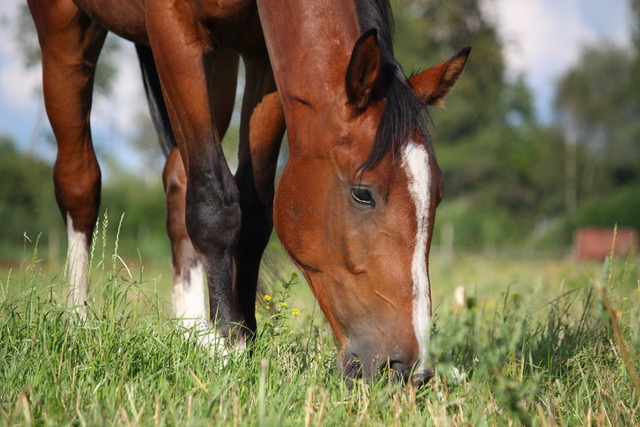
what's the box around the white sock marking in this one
[402,143,432,370]
[173,263,244,356]
[173,261,207,326]
[66,214,89,316]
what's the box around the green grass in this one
[1,231,639,425]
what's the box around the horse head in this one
[274,29,470,385]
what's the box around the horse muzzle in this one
[338,349,434,387]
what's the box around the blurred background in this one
[0,0,638,265]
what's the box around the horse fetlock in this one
[179,315,248,361]
[173,261,207,321]
[65,214,90,317]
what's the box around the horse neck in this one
[257,1,362,122]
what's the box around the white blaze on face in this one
[402,142,432,370]
[66,214,89,316]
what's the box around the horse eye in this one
[350,187,376,207]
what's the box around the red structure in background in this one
[574,228,638,261]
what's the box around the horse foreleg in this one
[28,0,107,316]
[147,10,244,351]
[139,45,240,343]
[163,149,210,332]
[234,56,286,333]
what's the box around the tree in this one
[394,0,541,213]
[0,137,63,260]
[394,0,510,141]
[554,44,640,194]
[543,0,640,243]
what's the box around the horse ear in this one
[409,46,471,107]
[345,28,381,110]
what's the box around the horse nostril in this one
[340,356,362,388]
[388,361,414,384]
[388,361,434,387]
[388,360,409,380]
[409,367,434,388]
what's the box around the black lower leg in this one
[185,162,244,340]
[234,165,274,334]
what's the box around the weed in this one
[1,221,638,425]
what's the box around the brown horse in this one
[28,0,468,385]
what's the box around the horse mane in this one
[355,0,432,174]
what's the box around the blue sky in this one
[0,0,633,167]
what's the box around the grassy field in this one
[1,229,639,425]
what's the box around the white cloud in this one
[0,59,42,110]
[492,0,632,121]
[495,1,585,75]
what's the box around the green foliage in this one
[394,0,510,142]
[429,281,639,425]
[394,0,566,245]
[100,175,168,260]
[0,137,63,260]
[394,0,640,249]
[0,137,168,262]
[554,42,640,184]
[531,184,640,249]
[572,184,640,231]
[435,125,541,214]
[435,199,526,250]
[1,244,638,425]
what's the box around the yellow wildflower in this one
[292,309,301,316]
[264,295,272,302]
[279,302,288,308]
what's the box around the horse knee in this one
[53,157,101,235]
[185,179,241,256]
